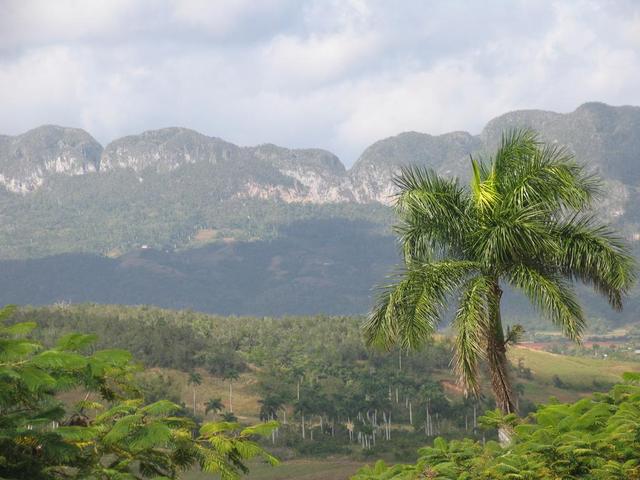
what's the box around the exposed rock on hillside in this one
[0,126,102,193]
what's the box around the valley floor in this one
[184,459,364,480]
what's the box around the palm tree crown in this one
[205,397,224,416]
[188,371,203,387]
[364,129,635,414]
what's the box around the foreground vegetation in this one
[354,372,640,479]
[0,306,277,479]
[4,302,640,479]
[7,304,639,469]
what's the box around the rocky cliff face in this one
[100,128,233,173]
[238,144,354,203]
[1,103,639,211]
[100,129,355,204]
[348,131,482,204]
[0,125,102,193]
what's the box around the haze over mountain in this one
[1,102,639,317]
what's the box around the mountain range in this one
[2,102,639,202]
[1,102,639,318]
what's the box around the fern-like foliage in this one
[0,306,278,479]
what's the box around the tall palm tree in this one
[364,129,635,419]
[259,394,284,422]
[187,372,202,416]
[223,369,240,413]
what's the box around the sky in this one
[1,0,639,166]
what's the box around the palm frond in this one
[452,275,491,397]
[470,157,499,211]
[501,143,600,211]
[493,129,540,178]
[508,264,585,340]
[393,166,471,261]
[363,260,479,350]
[472,202,556,268]
[554,215,636,310]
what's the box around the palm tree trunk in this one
[487,281,516,444]
[487,281,516,414]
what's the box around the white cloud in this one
[262,30,380,88]
[0,0,138,47]
[169,0,292,34]
[0,0,639,165]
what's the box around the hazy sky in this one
[1,0,639,165]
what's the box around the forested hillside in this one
[2,231,639,321]
[0,219,396,315]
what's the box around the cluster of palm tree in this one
[365,129,635,440]
[187,370,238,422]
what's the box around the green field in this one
[184,459,363,480]
[508,346,639,402]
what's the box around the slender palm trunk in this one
[487,281,516,415]
[487,281,516,445]
[229,382,233,413]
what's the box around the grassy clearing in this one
[508,346,640,403]
[183,458,364,480]
[147,368,263,423]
